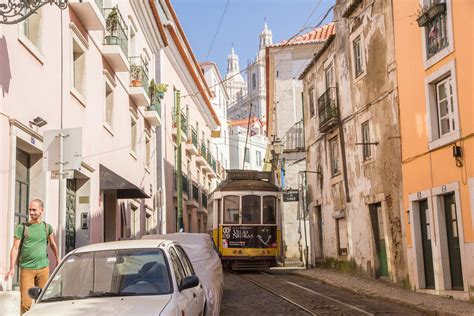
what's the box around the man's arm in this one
[48,232,60,264]
[4,239,20,281]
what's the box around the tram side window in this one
[224,196,239,224]
[263,196,276,224]
[242,195,261,224]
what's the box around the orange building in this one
[393,0,474,300]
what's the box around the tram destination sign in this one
[222,226,277,248]
[283,190,299,202]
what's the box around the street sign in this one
[43,128,82,172]
[51,170,74,180]
[283,190,299,202]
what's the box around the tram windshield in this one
[224,196,239,224]
[263,196,276,224]
[242,195,261,224]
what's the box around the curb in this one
[292,270,460,316]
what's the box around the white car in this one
[143,233,224,316]
[26,240,206,316]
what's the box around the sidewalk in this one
[293,268,474,315]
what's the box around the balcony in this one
[425,10,448,58]
[199,191,208,213]
[172,110,188,142]
[173,172,189,199]
[69,0,106,30]
[187,181,200,208]
[195,142,207,167]
[185,126,198,156]
[129,57,150,107]
[144,100,161,127]
[283,120,304,152]
[318,87,339,133]
[102,7,129,72]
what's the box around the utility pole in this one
[175,90,184,232]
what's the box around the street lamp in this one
[0,0,68,25]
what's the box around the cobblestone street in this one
[221,270,426,315]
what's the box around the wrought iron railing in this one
[182,173,189,195]
[147,97,161,117]
[426,12,448,58]
[129,56,149,92]
[192,182,199,202]
[318,87,339,132]
[172,110,188,136]
[191,127,198,148]
[103,7,128,57]
[200,142,207,158]
[201,192,208,209]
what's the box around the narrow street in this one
[221,270,424,315]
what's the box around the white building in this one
[200,62,230,177]
[228,118,267,171]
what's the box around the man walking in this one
[4,199,60,314]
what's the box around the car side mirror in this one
[179,275,199,291]
[28,287,42,300]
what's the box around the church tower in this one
[225,46,247,105]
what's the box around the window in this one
[168,247,185,286]
[145,134,151,168]
[263,196,276,224]
[130,113,137,154]
[325,61,334,89]
[20,7,42,51]
[72,37,86,98]
[224,196,239,224]
[361,121,371,160]
[145,212,152,234]
[104,79,114,130]
[130,204,138,238]
[242,195,261,224]
[424,61,459,149]
[353,36,363,77]
[252,73,257,90]
[244,148,250,163]
[309,87,315,117]
[256,151,262,166]
[329,137,340,176]
[336,217,348,256]
[435,77,455,136]
[174,245,195,276]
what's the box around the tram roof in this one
[213,179,279,192]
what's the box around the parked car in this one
[143,233,223,316]
[26,240,206,316]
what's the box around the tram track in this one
[234,271,378,315]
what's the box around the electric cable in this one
[204,0,230,62]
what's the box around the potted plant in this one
[428,2,446,20]
[156,83,168,99]
[130,65,142,87]
[105,7,119,45]
[416,4,430,27]
[148,79,157,101]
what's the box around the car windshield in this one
[40,248,172,302]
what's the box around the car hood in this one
[26,295,172,316]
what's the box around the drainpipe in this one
[176,90,183,232]
[336,85,351,203]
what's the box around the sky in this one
[172,0,335,78]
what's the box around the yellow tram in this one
[208,170,281,270]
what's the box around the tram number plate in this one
[222,226,277,248]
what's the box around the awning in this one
[99,164,150,199]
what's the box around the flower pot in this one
[131,79,142,87]
[416,13,430,27]
[105,35,119,45]
[428,3,446,20]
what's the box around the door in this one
[444,193,464,290]
[419,199,435,289]
[65,179,76,254]
[369,203,389,277]
[315,206,323,258]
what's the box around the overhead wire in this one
[204,0,231,62]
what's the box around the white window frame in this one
[70,23,88,106]
[308,86,315,117]
[144,132,151,171]
[244,147,250,163]
[361,120,371,161]
[329,136,340,176]
[349,26,367,81]
[103,72,115,135]
[424,60,460,150]
[17,7,44,63]
[420,0,454,70]
[130,111,138,159]
[256,151,262,166]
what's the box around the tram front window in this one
[242,195,261,224]
[263,196,276,224]
[224,195,239,224]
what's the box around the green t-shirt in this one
[14,222,53,270]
